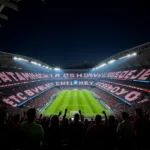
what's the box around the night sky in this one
[0,0,150,68]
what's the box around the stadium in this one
[1,1,150,149]
[1,42,150,119]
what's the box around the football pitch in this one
[41,90,112,118]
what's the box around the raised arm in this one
[62,108,68,121]
[102,111,108,125]
[79,110,84,122]
[58,110,62,117]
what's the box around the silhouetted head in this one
[74,113,80,122]
[27,108,36,122]
[85,119,88,124]
[50,115,59,127]
[122,112,129,120]
[109,115,116,125]
[95,115,102,125]
[69,118,72,122]
[135,108,143,118]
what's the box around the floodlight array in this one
[13,57,28,62]
[108,59,116,64]
[54,68,60,71]
[13,56,52,70]
[43,65,52,70]
[93,52,137,70]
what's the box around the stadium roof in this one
[1,41,150,72]
[93,42,150,71]
[0,50,52,71]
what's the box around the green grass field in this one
[41,90,112,118]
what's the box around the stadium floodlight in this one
[13,56,18,60]
[127,54,131,57]
[132,52,137,56]
[108,59,116,64]
[54,68,60,71]
[37,63,41,66]
[17,57,22,60]
[13,56,28,62]
[31,61,35,64]
[45,66,49,69]
[31,61,38,65]
[100,63,106,68]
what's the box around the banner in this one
[1,82,54,107]
[0,68,150,86]
[95,82,145,103]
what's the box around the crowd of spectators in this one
[0,80,50,97]
[1,83,150,149]
[100,80,149,102]
[60,85,92,91]
[1,83,150,117]
[92,87,150,117]
[0,107,150,150]
[92,88,127,112]
[23,87,60,109]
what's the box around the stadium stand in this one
[1,43,150,149]
[23,87,60,109]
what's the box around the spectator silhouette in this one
[133,108,150,148]
[107,115,117,149]
[69,110,84,148]
[47,115,62,148]
[61,109,69,147]
[117,112,134,150]
[0,111,11,149]
[11,114,21,149]
[84,119,89,133]
[85,112,108,149]
[20,108,44,150]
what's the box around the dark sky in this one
[0,0,150,68]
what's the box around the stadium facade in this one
[0,42,150,117]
